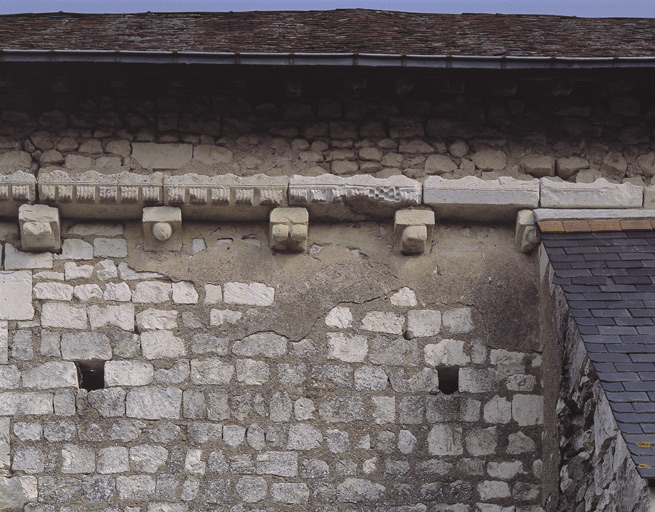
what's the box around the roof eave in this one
[2,50,655,69]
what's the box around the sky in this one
[1,0,655,17]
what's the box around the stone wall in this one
[538,244,653,511]
[0,73,654,186]
[0,218,547,511]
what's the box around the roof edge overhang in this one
[3,50,655,70]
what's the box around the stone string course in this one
[0,221,545,511]
[0,170,650,223]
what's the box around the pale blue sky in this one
[1,0,654,17]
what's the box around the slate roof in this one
[0,10,655,58]
[542,231,655,479]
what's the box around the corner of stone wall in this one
[537,242,652,512]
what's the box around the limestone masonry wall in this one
[0,87,654,186]
[0,219,546,511]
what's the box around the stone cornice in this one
[0,170,651,222]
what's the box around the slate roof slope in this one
[0,10,654,57]
[542,231,655,479]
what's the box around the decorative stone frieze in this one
[269,207,309,253]
[142,206,183,252]
[164,173,288,221]
[19,204,61,252]
[423,176,539,222]
[515,210,539,254]
[0,171,36,217]
[540,177,643,208]
[288,174,421,220]
[38,170,164,219]
[393,209,435,255]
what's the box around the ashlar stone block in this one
[269,207,309,253]
[515,209,540,254]
[19,204,61,252]
[0,271,34,321]
[142,206,183,251]
[393,209,435,255]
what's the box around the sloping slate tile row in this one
[542,231,655,478]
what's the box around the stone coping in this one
[535,209,655,233]
[0,170,651,221]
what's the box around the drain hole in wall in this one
[437,367,459,395]
[76,361,105,391]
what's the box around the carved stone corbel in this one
[515,209,540,253]
[393,209,435,255]
[142,206,182,251]
[269,207,309,253]
[19,204,61,252]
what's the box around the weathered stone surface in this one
[164,173,287,220]
[223,282,274,306]
[42,303,87,329]
[19,204,61,252]
[132,282,172,303]
[190,359,234,385]
[256,451,298,477]
[88,304,135,331]
[141,331,185,359]
[270,207,309,253]
[0,271,34,320]
[271,482,310,504]
[390,287,418,307]
[557,156,589,180]
[520,154,555,178]
[172,281,198,304]
[132,142,193,169]
[93,238,128,258]
[126,387,182,419]
[39,170,164,219]
[235,476,267,503]
[190,333,229,355]
[289,174,421,220]
[105,361,154,387]
[232,332,287,357]
[336,478,385,503]
[4,243,53,270]
[73,284,103,301]
[325,306,352,328]
[406,309,441,338]
[319,397,364,423]
[471,148,506,171]
[0,477,28,510]
[22,362,78,389]
[393,208,435,254]
[540,177,642,208]
[0,171,36,218]
[428,424,463,455]
[512,394,544,426]
[425,339,470,367]
[424,176,539,221]
[327,332,368,362]
[236,359,270,385]
[136,309,178,331]
[515,209,540,254]
[61,331,111,360]
[369,336,420,366]
[443,308,474,334]
[61,445,95,473]
[209,309,242,326]
[97,446,129,474]
[143,206,183,251]
[361,311,405,334]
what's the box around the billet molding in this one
[0,171,36,217]
[289,174,422,220]
[38,170,163,219]
[164,173,288,221]
[0,170,653,225]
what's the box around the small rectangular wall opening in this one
[76,361,105,391]
[437,367,459,395]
